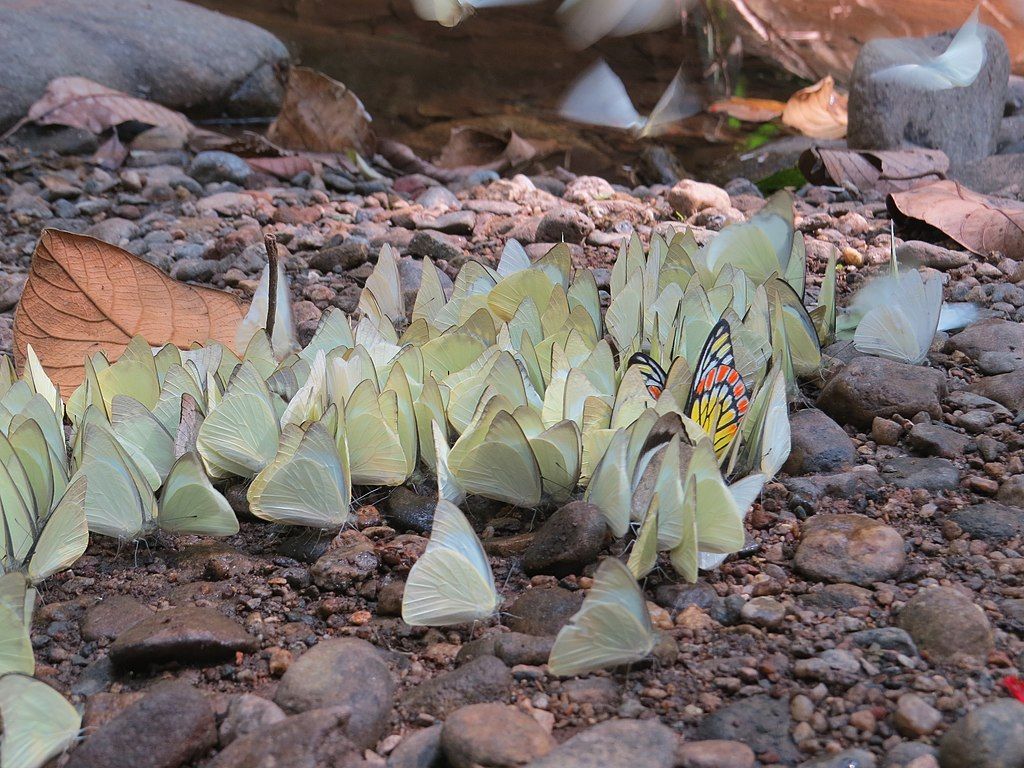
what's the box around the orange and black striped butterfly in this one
[685,319,750,457]
[627,351,667,400]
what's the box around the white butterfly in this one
[872,10,985,91]
[0,573,34,676]
[402,500,498,626]
[0,673,81,768]
[559,60,700,138]
[548,557,655,676]
[557,0,688,49]
[411,0,541,27]
[235,262,297,359]
[853,270,943,365]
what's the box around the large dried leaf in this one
[781,76,847,139]
[708,97,785,122]
[13,230,249,396]
[267,67,375,156]
[799,147,948,194]
[887,180,1024,256]
[12,76,192,137]
[436,126,558,171]
[722,0,1024,81]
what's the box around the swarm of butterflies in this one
[2,190,969,768]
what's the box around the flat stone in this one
[308,238,371,272]
[740,597,787,629]
[897,587,993,661]
[799,583,874,613]
[219,694,287,746]
[504,587,583,636]
[696,695,798,764]
[109,606,257,670]
[561,677,621,707]
[970,369,1024,412]
[848,21,1009,163]
[818,357,945,429]
[402,655,511,719]
[310,530,380,591]
[188,151,252,185]
[387,724,443,768]
[525,719,677,768]
[907,423,971,459]
[273,638,393,749]
[676,740,755,768]
[895,693,943,737]
[949,503,1024,541]
[785,466,884,510]
[897,241,971,271]
[208,707,364,768]
[783,408,857,475]
[522,501,607,577]
[947,319,1024,372]
[534,208,594,244]
[65,681,216,768]
[794,513,905,586]
[493,633,555,666]
[80,595,152,641]
[654,582,718,611]
[408,230,467,263]
[939,700,1024,768]
[441,703,555,768]
[668,180,731,217]
[846,627,919,657]
[881,457,960,492]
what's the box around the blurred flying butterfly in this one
[685,319,749,457]
[626,352,667,400]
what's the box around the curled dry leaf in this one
[437,126,558,171]
[781,76,847,139]
[708,96,786,122]
[887,180,1024,256]
[4,76,193,139]
[267,67,375,156]
[13,229,249,396]
[799,147,948,194]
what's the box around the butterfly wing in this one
[686,320,749,457]
[0,674,81,768]
[627,352,668,400]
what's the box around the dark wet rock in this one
[309,237,372,272]
[522,501,607,577]
[208,707,365,768]
[534,208,595,244]
[441,703,555,768]
[504,587,584,636]
[846,627,919,657]
[310,530,380,591]
[65,681,216,768]
[939,700,1024,768]
[526,719,677,768]
[402,655,511,719]
[187,151,252,185]
[907,422,971,458]
[387,724,444,768]
[408,230,467,263]
[386,487,437,534]
[848,20,1009,164]
[676,740,755,768]
[799,583,874,613]
[818,357,945,429]
[219,694,287,746]
[949,502,1024,541]
[948,319,1024,372]
[109,606,257,670]
[794,513,905,586]
[783,408,857,475]
[80,595,151,642]
[785,466,883,510]
[654,582,718,612]
[276,527,338,563]
[274,638,393,749]
[696,695,798,764]
[897,587,993,661]
[970,369,1024,411]
[881,457,960,492]
[799,749,877,768]
[493,633,555,666]
[72,656,116,697]
[897,240,971,271]
[0,0,288,133]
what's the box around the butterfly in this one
[626,352,667,400]
[685,319,750,457]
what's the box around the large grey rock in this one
[939,700,1024,768]
[525,719,677,768]
[949,502,1024,541]
[401,655,511,719]
[388,725,444,768]
[948,320,1024,373]
[274,638,393,749]
[208,708,366,768]
[848,22,1010,163]
[970,369,1024,411]
[65,681,216,768]
[0,0,288,132]
[441,703,555,768]
[522,501,607,577]
[794,513,906,586]
[696,695,798,764]
[897,586,993,661]
[818,357,945,429]
[783,408,857,475]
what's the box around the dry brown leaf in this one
[708,97,786,123]
[267,67,375,156]
[799,147,949,194]
[90,132,129,171]
[437,126,557,171]
[13,229,249,396]
[9,76,193,138]
[246,155,320,179]
[782,76,847,139]
[887,180,1024,256]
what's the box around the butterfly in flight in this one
[628,319,750,457]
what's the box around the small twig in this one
[264,233,279,343]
